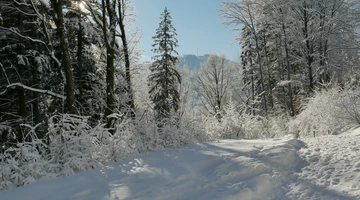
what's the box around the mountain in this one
[178,54,211,70]
[142,54,235,71]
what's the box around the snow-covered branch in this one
[0,63,10,85]
[0,27,48,47]
[1,83,65,100]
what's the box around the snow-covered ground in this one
[1,129,360,200]
[288,127,360,200]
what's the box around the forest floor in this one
[1,128,360,200]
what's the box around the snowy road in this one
[1,130,360,200]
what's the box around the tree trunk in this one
[247,5,267,114]
[262,32,274,110]
[320,0,336,84]
[17,14,26,119]
[31,18,41,124]
[106,45,115,116]
[77,16,84,103]
[281,21,295,117]
[249,57,255,116]
[51,0,76,114]
[251,69,255,116]
[103,0,117,130]
[303,1,314,91]
[118,0,135,119]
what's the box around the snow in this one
[288,127,360,199]
[39,0,50,9]
[107,113,123,119]
[1,130,360,200]
[277,80,292,86]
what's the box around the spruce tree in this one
[148,7,181,125]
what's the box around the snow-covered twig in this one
[0,63,10,85]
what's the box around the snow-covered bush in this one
[47,114,105,175]
[134,111,208,151]
[0,110,211,191]
[179,116,210,144]
[0,123,14,153]
[263,114,289,138]
[290,87,360,137]
[161,119,205,148]
[0,114,110,190]
[0,124,49,190]
[202,101,289,139]
[108,117,140,162]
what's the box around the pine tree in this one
[148,7,181,125]
[0,0,54,142]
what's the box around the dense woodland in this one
[1,0,360,190]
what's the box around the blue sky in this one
[133,0,239,62]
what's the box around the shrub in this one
[0,111,210,191]
[289,87,360,137]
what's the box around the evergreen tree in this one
[148,7,181,125]
[0,0,54,142]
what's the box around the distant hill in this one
[142,54,235,71]
[178,54,211,70]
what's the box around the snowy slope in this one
[1,131,359,200]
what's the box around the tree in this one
[117,0,135,119]
[219,1,268,114]
[0,0,58,142]
[50,0,76,114]
[220,0,360,116]
[63,1,105,122]
[240,26,257,115]
[193,54,233,120]
[148,7,181,125]
[85,0,141,126]
[85,0,117,128]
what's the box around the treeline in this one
[219,0,360,116]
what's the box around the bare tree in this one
[85,0,117,128]
[219,1,268,114]
[193,54,232,120]
[85,0,140,124]
[117,0,135,119]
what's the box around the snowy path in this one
[1,131,360,200]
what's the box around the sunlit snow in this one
[1,129,360,200]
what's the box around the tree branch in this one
[1,83,66,100]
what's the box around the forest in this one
[1,0,360,191]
